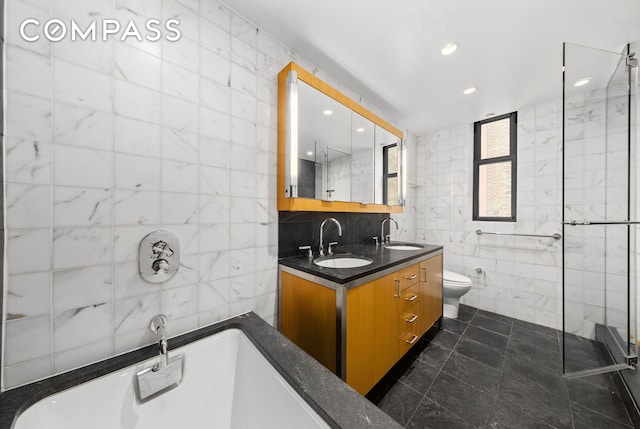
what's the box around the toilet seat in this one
[443,270,472,285]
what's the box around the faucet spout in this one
[150,315,169,370]
[319,218,343,256]
[381,218,399,244]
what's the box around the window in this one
[383,144,399,205]
[473,112,517,221]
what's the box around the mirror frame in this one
[277,62,404,213]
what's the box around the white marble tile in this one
[3,356,53,389]
[229,248,256,277]
[6,45,51,97]
[54,145,113,188]
[163,62,199,103]
[231,89,257,122]
[231,37,256,72]
[230,143,256,173]
[230,223,256,250]
[200,77,231,113]
[231,63,257,97]
[5,91,52,141]
[114,260,161,299]
[162,254,199,289]
[6,272,51,318]
[53,60,113,111]
[115,43,162,91]
[4,315,51,366]
[162,95,199,134]
[5,0,52,55]
[162,160,199,193]
[229,197,257,223]
[199,194,230,224]
[114,3,162,58]
[163,0,199,42]
[53,265,113,312]
[52,36,114,75]
[162,192,199,224]
[255,268,277,295]
[53,303,112,352]
[114,190,162,225]
[198,279,230,311]
[161,284,197,319]
[113,225,161,262]
[52,227,112,270]
[114,116,162,157]
[230,171,256,197]
[114,294,161,334]
[5,138,52,185]
[230,273,256,301]
[53,339,113,374]
[115,79,161,124]
[6,184,51,228]
[199,223,230,253]
[201,0,230,29]
[7,228,52,274]
[200,19,231,60]
[115,152,161,190]
[163,36,199,72]
[256,30,279,62]
[200,106,230,139]
[199,251,230,282]
[200,165,230,196]
[199,137,230,168]
[53,186,112,227]
[163,128,199,163]
[53,102,114,150]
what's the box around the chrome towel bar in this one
[563,220,640,225]
[475,230,562,240]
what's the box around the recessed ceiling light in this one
[323,109,333,115]
[307,151,313,156]
[441,42,458,56]
[356,127,365,133]
[463,87,477,95]
[486,113,495,117]
[574,78,590,87]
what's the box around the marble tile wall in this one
[415,102,564,331]
[1,0,407,390]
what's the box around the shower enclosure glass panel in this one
[563,42,637,376]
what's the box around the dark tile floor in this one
[366,304,634,429]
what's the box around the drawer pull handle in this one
[394,279,400,298]
[405,274,417,280]
[405,334,419,345]
[405,294,418,302]
[405,314,418,323]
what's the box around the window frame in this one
[472,111,518,222]
[382,143,398,205]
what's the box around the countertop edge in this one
[0,312,401,429]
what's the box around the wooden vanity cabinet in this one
[279,252,443,396]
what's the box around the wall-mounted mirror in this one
[278,62,404,213]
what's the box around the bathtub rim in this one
[0,312,402,429]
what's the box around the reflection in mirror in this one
[279,62,404,211]
[351,112,375,204]
[374,126,402,205]
[297,80,352,201]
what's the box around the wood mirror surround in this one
[277,62,404,213]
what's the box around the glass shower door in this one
[562,42,638,376]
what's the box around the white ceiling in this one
[220,0,640,135]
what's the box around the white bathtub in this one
[14,328,331,429]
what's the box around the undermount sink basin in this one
[385,244,424,251]
[313,256,373,269]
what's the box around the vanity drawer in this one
[399,284,419,311]
[394,264,420,290]
[398,329,421,356]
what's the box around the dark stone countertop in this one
[279,242,443,286]
[0,312,401,429]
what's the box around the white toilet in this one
[442,270,473,319]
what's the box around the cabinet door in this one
[346,275,399,395]
[418,254,443,335]
[280,272,337,373]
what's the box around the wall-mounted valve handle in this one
[152,259,170,274]
[152,241,174,259]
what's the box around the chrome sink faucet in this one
[319,217,343,256]
[381,217,398,244]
